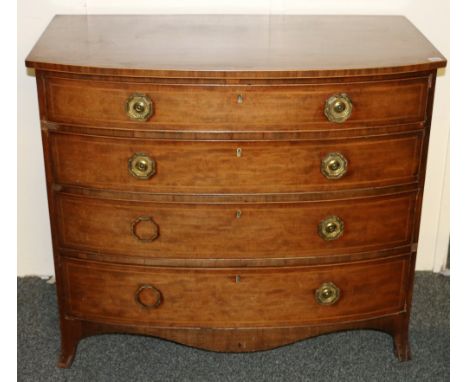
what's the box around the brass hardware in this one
[315,282,340,305]
[126,93,153,121]
[324,93,353,123]
[236,210,242,219]
[321,152,348,179]
[135,284,162,309]
[128,153,156,180]
[236,148,242,157]
[318,216,344,241]
[131,216,160,242]
[237,94,244,104]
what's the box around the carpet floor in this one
[18,272,449,382]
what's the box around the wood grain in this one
[26,15,446,78]
[25,15,446,366]
[55,191,417,259]
[60,246,413,269]
[50,131,423,194]
[42,120,426,142]
[43,74,429,129]
[62,255,409,327]
[57,311,410,367]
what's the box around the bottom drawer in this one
[62,256,409,327]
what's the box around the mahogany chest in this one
[26,15,446,367]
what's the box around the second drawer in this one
[49,132,423,193]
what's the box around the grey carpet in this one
[18,272,449,382]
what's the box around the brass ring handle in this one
[131,216,160,242]
[318,215,344,241]
[324,93,353,123]
[315,282,340,305]
[128,153,156,180]
[135,284,162,309]
[321,152,348,179]
[126,93,153,121]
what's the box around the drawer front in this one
[62,256,408,327]
[56,192,416,258]
[44,75,428,129]
[50,132,422,193]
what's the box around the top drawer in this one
[43,75,429,131]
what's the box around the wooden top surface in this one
[26,15,446,78]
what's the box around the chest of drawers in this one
[26,15,446,367]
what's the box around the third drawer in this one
[55,190,417,259]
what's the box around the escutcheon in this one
[135,284,162,309]
[131,216,160,242]
[321,152,348,179]
[315,282,341,305]
[318,216,344,241]
[324,93,353,123]
[128,153,156,180]
[126,93,153,121]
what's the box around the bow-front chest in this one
[26,15,446,367]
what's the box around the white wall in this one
[17,0,449,276]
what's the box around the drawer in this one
[50,132,423,193]
[44,75,429,130]
[62,256,408,327]
[56,192,416,259]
